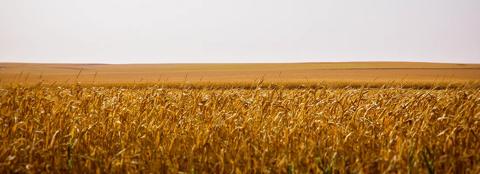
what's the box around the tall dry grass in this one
[0,85,479,173]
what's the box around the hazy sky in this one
[1,0,479,63]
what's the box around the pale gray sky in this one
[0,0,479,63]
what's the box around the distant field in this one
[1,62,479,85]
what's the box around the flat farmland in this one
[1,62,480,173]
[1,62,479,84]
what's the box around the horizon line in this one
[1,60,480,65]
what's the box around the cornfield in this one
[1,84,479,173]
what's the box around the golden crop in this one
[0,85,479,173]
